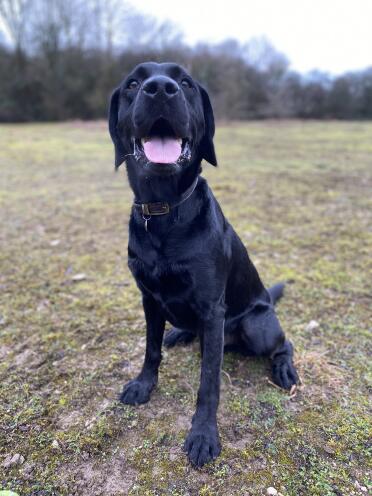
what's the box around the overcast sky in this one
[133,0,372,75]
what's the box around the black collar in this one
[133,176,199,217]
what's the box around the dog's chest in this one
[129,254,192,299]
[129,254,200,328]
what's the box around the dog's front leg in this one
[120,295,165,405]
[184,308,224,467]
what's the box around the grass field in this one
[0,121,371,496]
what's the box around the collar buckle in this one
[133,176,199,221]
[141,202,170,216]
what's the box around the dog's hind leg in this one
[240,292,298,390]
[163,327,196,348]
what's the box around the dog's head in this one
[108,62,217,178]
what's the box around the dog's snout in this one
[142,76,179,98]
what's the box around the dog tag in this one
[143,214,151,232]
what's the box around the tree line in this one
[1,0,372,122]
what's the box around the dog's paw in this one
[119,378,154,405]
[272,356,298,390]
[184,426,221,467]
[163,327,195,348]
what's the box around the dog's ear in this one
[108,87,126,169]
[198,84,217,166]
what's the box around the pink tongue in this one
[143,137,182,164]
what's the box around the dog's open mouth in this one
[134,118,191,165]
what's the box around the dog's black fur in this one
[108,62,298,467]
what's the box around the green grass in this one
[0,120,371,495]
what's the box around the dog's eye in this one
[127,80,139,90]
[181,79,192,89]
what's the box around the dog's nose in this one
[142,76,180,98]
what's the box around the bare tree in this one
[0,0,33,53]
[244,36,288,74]
[30,0,94,53]
[123,13,183,51]
[86,0,131,53]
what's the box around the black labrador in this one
[108,62,298,467]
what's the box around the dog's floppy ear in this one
[198,84,217,166]
[108,87,126,169]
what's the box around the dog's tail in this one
[268,282,285,305]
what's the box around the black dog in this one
[108,62,298,467]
